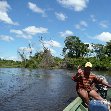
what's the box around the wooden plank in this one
[63,97,82,111]
[79,104,88,111]
[76,107,82,111]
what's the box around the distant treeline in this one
[0,59,21,68]
[0,36,111,71]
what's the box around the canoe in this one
[63,89,111,111]
[63,97,88,111]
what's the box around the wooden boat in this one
[63,89,111,111]
[63,97,88,111]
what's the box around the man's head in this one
[84,62,92,75]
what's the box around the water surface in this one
[0,68,111,111]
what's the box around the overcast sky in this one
[0,0,111,60]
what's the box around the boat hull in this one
[63,97,88,111]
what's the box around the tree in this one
[91,43,106,59]
[105,40,111,57]
[63,36,89,58]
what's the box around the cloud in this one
[75,20,88,30]
[23,26,47,35]
[10,29,32,39]
[42,40,61,48]
[49,48,56,54]
[18,47,34,52]
[10,26,48,39]
[85,43,93,50]
[57,0,89,12]
[99,21,108,28]
[55,12,67,21]
[95,32,111,42]
[28,2,46,17]
[10,30,23,35]
[59,30,73,37]
[0,35,14,42]
[90,14,96,22]
[0,1,18,25]
[0,56,18,61]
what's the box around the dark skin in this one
[76,66,111,107]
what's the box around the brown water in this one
[0,68,111,111]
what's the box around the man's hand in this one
[107,84,111,88]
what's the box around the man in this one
[72,62,111,107]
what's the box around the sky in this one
[0,0,111,61]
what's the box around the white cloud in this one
[0,35,14,42]
[95,32,111,42]
[10,26,48,39]
[0,56,18,61]
[23,26,48,35]
[57,0,89,12]
[90,14,96,22]
[85,43,93,50]
[0,1,18,25]
[18,47,34,52]
[10,30,23,35]
[55,12,67,21]
[49,48,56,54]
[75,20,88,30]
[43,40,61,48]
[28,2,46,17]
[10,29,32,39]
[59,30,73,37]
[0,1,10,12]
[99,21,108,28]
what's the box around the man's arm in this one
[95,76,111,88]
[72,73,80,81]
[72,66,83,82]
[101,80,111,88]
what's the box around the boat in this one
[63,97,88,111]
[63,89,111,111]
[63,96,88,111]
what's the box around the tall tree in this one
[63,36,89,58]
[91,43,106,59]
[105,40,111,57]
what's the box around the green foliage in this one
[91,43,106,59]
[63,57,111,71]
[1,36,111,71]
[0,59,21,68]
[63,36,89,58]
[22,49,63,69]
[62,36,111,71]
[105,40,111,57]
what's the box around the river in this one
[0,68,111,111]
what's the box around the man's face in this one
[84,67,91,74]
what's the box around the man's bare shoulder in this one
[90,73,96,77]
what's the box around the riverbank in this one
[1,57,111,71]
